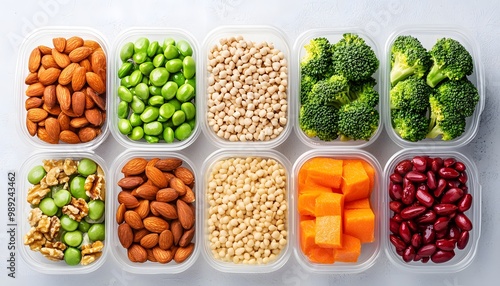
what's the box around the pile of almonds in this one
[116,157,195,264]
[24,36,107,144]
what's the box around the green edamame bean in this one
[140,106,159,123]
[187,118,196,130]
[141,75,149,85]
[139,62,155,77]
[39,197,58,216]
[88,223,105,241]
[120,76,132,88]
[78,158,97,176]
[161,81,178,100]
[185,78,196,91]
[172,110,186,126]
[181,102,196,120]
[132,51,148,64]
[149,85,162,96]
[176,83,195,102]
[64,230,83,247]
[176,40,193,57]
[135,83,150,101]
[165,58,183,73]
[182,56,196,79]
[134,37,150,53]
[53,189,71,207]
[144,121,163,136]
[64,247,81,266]
[174,122,192,141]
[149,67,170,87]
[170,72,186,87]
[118,86,133,103]
[129,70,143,87]
[129,113,143,127]
[163,127,175,143]
[164,44,179,60]
[163,120,174,129]
[163,37,175,48]
[159,103,175,119]
[60,214,79,232]
[28,165,46,184]
[147,40,159,58]
[168,98,182,111]
[145,135,160,143]
[117,101,129,119]
[118,62,134,78]
[153,53,166,67]
[88,200,105,221]
[120,42,134,62]
[70,176,89,201]
[157,115,168,122]
[118,118,133,135]
[148,95,164,106]
[129,126,144,141]
[78,220,90,233]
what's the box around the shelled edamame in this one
[117,37,196,143]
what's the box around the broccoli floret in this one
[337,101,379,141]
[392,109,429,142]
[427,95,466,140]
[349,77,379,107]
[299,102,339,141]
[308,75,351,107]
[390,76,432,112]
[390,35,431,86]
[435,78,479,117]
[331,33,379,81]
[300,74,317,105]
[300,37,334,79]
[426,38,473,87]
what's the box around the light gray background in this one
[1,0,499,285]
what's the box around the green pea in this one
[78,220,90,233]
[174,122,193,141]
[64,247,81,266]
[88,223,105,241]
[141,75,149,85]
[134,37,150,53]
[163,37,176,48]
[187,118,196,130]
[39,197,58,216]
[131,96,145,114]
[149,95,164,106]
[70,176,89,201]
[118,118,133,135]
[172,110,186,126]
[176,83,195,102]
[129,113,143,127]
[53,189,71,207]
[164,44,179,59]
[153,54,166,67]
[149,85,162,96]
[163,120,174,129]
[185,78,196,92]
[139,61,155,77]
[50,184,64,197]
[170,72,186,87]
[120,42,134,62]
[64,230,83,247]
[118,62,134,78]
[117,101,129,119]
[145,135,160,143]
[165,58,183,73]
[182,56,196,79]
[157,115,168,122]
[144,121,163,136]
[176,40,193,57]
[60,214,79,232]
[168,98,182,111]
[135,83,150,101]
[147,40,159,58]
[129,126,144,141]
[88,200,105,221]
[132,51,148,64]
[129,70,143,87]
[118,86,133,103]
[159,103,175,119]
[161,81,178,100]
[120,76,132,88]
[181,102,196,120]
[163,127,175,143]
[78,158,97,176]
[28,165,46,184]
[140,106,159,123]
[149,67,170,87]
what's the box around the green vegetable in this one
[135,82,150,101]
[390,76,431,112]
[148,95,165,107]
[427,95,466,140]
[349,77,379,108]
[163,127,175,143]
[88,223,105,241]
[28,165,46,185]
[78,158,97,176]
[88,200,105,221]
[118,62,133,78]
[78,220,91,233]
[39,197,58,216]
[117,101,129,119]
[182,56,196,79]
[60,214,79,232]
[53,189,71,207]
[391,109,429,142]
[161,81,178,100]
[434,78,479,117]
[120,42,134,62]
[129,126,144,141]
[307,75,351,108]
[165,58,183,73]
[64,230,83,247]
[118,118,133,135]
[140,106,159,123]
[390,35,431,86]
[70,176,89,201]
[171,110,186,126]
[176,40,193,57]
[118,86,133,103]
[176,83,195,102]
[337,101,379,141]
[300,75,317,105]
[181,102,196,120]
[130,96,146,114]
[64,247,81,266]
[144,121,163,136]
[299,102,339,141]
[300,37,333,80]
[174,123,192,141]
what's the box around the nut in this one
[58,62,79,85]
[26,82,45,97]
[25,72,39,85]
[26,118,38,136]
[44,117,60,141]
[43,85,57,108]
[133,199,150,219]
[72,66,87,91]
[170,220,183,245]
[85,87,106,111]
[135,184,159,201]
[176,199,195,230]
[70,117,89,129]
[174,243,194,263]
[121,158,148,176]
[151,201,178,220]
[84,108,103,126]
[156,188,178,202]
[64,36,84,53]
[118,191,140,208]
[52,37,66,52]
[59,130,81,144]
[62,197,88,222]
[155,158,183,171]
[124,210,144,230]
[140,233,159,249]
[37,127,58,144]
[27,108,48,123]
[52,48,71,68]
[28,47,41,72]
[56,84,71,111]
[152,247,173,264]
[116,203,126,224]
[85,72,106,94]
[145,166,168,188]
[143,217,169,233]
[179,227,195,247]
[78,127,98,142]
[25,97,43,110]
[69,46,93,63]
[159,229,174,250]
[133,228,150,243]
[170,177,187,196]
[38,67,61,85]
[174,167,195,185]
[180,186,196,203]
[127,244,147,263]
[118,176,144,189]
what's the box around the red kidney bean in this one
[399,222,412,243]
[396,160,412,175]
[401,205,427,220]
[390,201,403,213]
[436,228,448,239]
[416,210,437,224]
[390,218,400,234]
[431,250,455,263]
[461,185,468,194]
[458,172,468,185]
[416,189,434,208]
[431,158,443,173]
[393,213,404,223]
[403,245,416,262]
[458,194,473,212]
[436,238,456,251]
[417,244,437,257]
[389,183,403,201]
[412,156,427,172]
[390,234,407,251]
[455,213,473,231]
[405,171,427,183]
[433,203,458,216]
[426,171,437,190]
[434,217,450,232]
[422,225,436,245]
[454,161,466,172]
[411,233,422,248]
[433,178,447,197]
[457,230,469,250]
[403,177,412,189]
[417,183,429,193]
[447,180,461,188]
[421,256,430,263]
[390,173,404,184]
[413,254,422,262]
[407,220,418,233]
[443,158,456,168]
[396,248,404,256]
[439,167,460,179]
[448,225,460,241]
[402,184,416,205]
[441,188,464,204]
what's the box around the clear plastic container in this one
[108,150,199,274]
[383,149,481,272]
[16,26,110,150]
[292,149,382,273]
[18,151,109,274]
[200,25,292,149]
[383,26,485,148]
[200,149,292,273]
[110,28,201,150]
[293,28,383,148]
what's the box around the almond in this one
[133,200,150,219]
[91,50,106,80]
[179,227,195,247]
[180,186,196,204]
[25,97,43,110]
[135,184,159,201]
[71,91,86,116]
[78,127,98,142]
[143,217,169,233]
[56,84,71,111]
[122,158,148,176]
[174,243,194,263]
[163,172,175,183]
[58,62,79,85]
[118,176,144,189]
[69,117,89,128]
[176,200,194,230]
[26,82,45,97]
[127,244,147,263]
[85,87,106,110]
[61,108,78,117]
[174,167,195,185]
[26,118,38,136]
[38,67,61,85]
[71,66,87,91]
[124,210,144,230]
[118,191,140,209]
[52,37,66,52]
[83,39,101,51]
[59,130,81,144]
[28,47,41,72]
[147,248,157,262]
[146,158,160,168]
[37,127,58,144]
[43,85,57,108]
[86,72,106,94]
[155,158,183,171]
[156,188,178,202]
[25,72,39,85]
[133,228,151,243]
[159,229,174,250]
[64,36,84,53]
[170,177,187,196]
[27,108,48,122]
[43,103,62,116]
[80,58,92,72]
[145,166,168,188]
[151,201,178,220]
[170,220,183,245]
[41,55,59,69]
[44,117,60,141]
[57,112,71,131]
[69,46,93,63]
[116,203,126,224]
[152,247,173,264]
[84,108,103,126]
[140,233,159,249]
[118,223,133,248]
[38,45,52,55]
[38,120,46,127]
[52,48,71,68]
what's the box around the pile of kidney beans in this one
[388,156,473,263]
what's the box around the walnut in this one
[45,166,62,186]
[28,208,43,226]
[27,184,50,205]
[44,216,61,241]
[45,241,66,251]
[35,215,51,233]
[57,171,70,185]
[42,159,64,172]
[62,198,88,222]
[63,159,78,176]
[24,227,46,251]
[81,241,104,265]
[85,174,105,200]
[40,246,64,261]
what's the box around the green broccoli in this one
[390,76,432,112]
[300,74,317,105]
[349,77,379,107]
[299,102,339,141]
[308,75,351,107]
[331,33,379,81]
[390,35,431,86]
[391,109,429,142]
[426,38,473,87]
[435,78,479,117]
[427,95,466,140]
[300,37,333,79]
[337,101,379,141]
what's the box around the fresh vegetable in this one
[300,37,333,80]
[390,76,432,112]
[299,102,339,141]
[434,78,479,117]
[349,77,379,108]
[391,109,429,142]
[308,75,351,107]
[337,101,379,141]
[427,95,466,140]
[390,35,431,85]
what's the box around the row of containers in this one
[17,25,483,274]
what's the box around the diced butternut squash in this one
[334,234,361,262]
[343,208,375,243]
[315,215,342,248]
[341,161,370,202]
[300,220,316,255]
[300,214,315,222]
[345,198,371,210]
[303,157,343,189]
[298,191,323,216]
[315,192,344,217]
[343,159,376,191]
[307,245,335,264]
[298,167,308,186]
[300,178,332,194]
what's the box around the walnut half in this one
[40,241,66,261]
[27,184,50,205]
[62,197,88,222]
[81,241,104,265]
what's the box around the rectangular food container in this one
[383,149,481,272]
[383,26,485,148]
[200,149,292,273]
[109,150,199,274]
[18,151,109,274]
[292,149,382,273]
[16,26,110,150]
[110,28,201,150]
[293,28,383,148]
[200,25,292,149]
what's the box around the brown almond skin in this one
[28,47,41,72]
[44,117,60,141]
[118,176,145,189]
[156,188,178,202]
[25,97,43,110]
[56,84,71,111]
[155,158,183,171]
[140,233,159,249]
[135,184,159,201]
[133,200,150,219]
[52,37,66,53]
[71,91,86,117]
[127,244,147,263]
[152,247,173,264]
[58,62,79,85]
[64,36,84,53]
[146,166,168,188]
[72,66,87,91]
[27,108,48,122]
[174,243,194,263]
[26,118,38,136]
[133,228,151,243]
[159,229,174,250]
[37,127,58,144]
[43,85,57,109]
[124,210,144,230]
[25,72,39,85]
[151,201,178,220]
[174,167,195,185]
[86,72,106,94]
[116,203,126,224]
[26,82,45,97]
[118,191,140,209]
[179,227,195,247]
[177,199,195,230]
[143,217,169,233]
[52,48,71,68]
[59,130,80,144]
[70,117,89,129]
[41,55,59,69]
[170,220,183,245]
[122,158,148,176]
[69,46,93,63]
[118,223,133,249]
[38,67,61,85]
[78,127,98,143]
